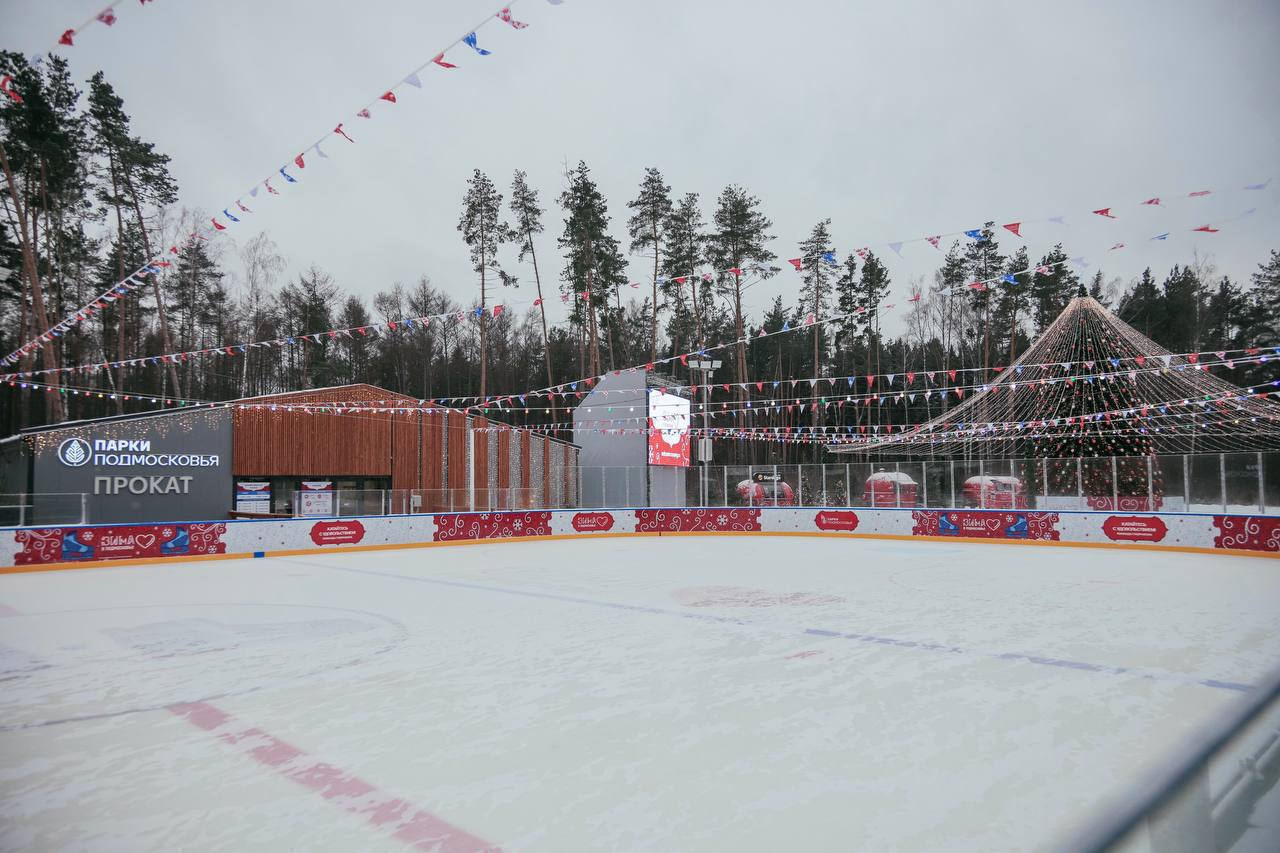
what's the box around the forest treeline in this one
[3,54,1279,461]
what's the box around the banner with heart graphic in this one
[13,523,226,564]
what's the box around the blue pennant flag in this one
[1001,274,1016,284]
[821,251,838,266]
[964,229,985,241]
[279,166,297,183]
[1151,233,1170,241]
[474,307,484,317]
[223,208,240,223]
[463,32,491,55]
[781,321,790,332]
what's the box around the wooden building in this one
[232,384,578,514]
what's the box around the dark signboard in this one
[31,409,233,524]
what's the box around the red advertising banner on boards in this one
[1102,516,1168,542]
[13,523,227,565]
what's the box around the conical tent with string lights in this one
[829,286,1280,500]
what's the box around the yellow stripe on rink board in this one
[1,527,1276,574]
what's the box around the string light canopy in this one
[831,288,1280,463]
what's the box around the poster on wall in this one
[235,481,272,513]
[647,390,690,467]
[298,481,334,516]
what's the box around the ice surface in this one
[1,537,1278,852]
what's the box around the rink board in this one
[2,506,1278,570]
[1,536,1278,852]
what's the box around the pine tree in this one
[833,254,859,376]
[626,167,673,363]
[1030,244,1079,333]
[797,219,835,377]
[458,169,513,399]
[962,224,1005,373]
[995,247,1030,364]
[706,184,775,387]
[87,71,181,400]
[510,170,554,393]
[1251,249,1280,345]
[1161,264,1202,353]
[0,52,85,422]
[661,192,707,365]
[558,161,627,376]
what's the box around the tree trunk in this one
[120,165,182,395]
[0,142,64,421]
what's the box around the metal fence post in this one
[1219,453,1227,513]
[1183,454,1191,511]
[1147,457,1154,511]
[1259,452,1266,514]
[797,465,804,506]
[1076,457,1084,511]
[895,461,902,508]
[1111,456,1119,510]
[949,461,955,508]
[979,459,986,509]
[846,463,852,506]
[921,462,928,508]
[1041,458,1049,510]
[722,466,728,507]
[19,492,27,528]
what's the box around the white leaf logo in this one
[58,438,90,467]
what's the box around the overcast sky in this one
[9,0,1280,337]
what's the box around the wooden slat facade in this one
[232,384,577,512]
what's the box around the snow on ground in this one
[1,537,1278,852]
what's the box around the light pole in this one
[689,359,721,506]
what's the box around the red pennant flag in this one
[1193,224,1219,233]
[533,298,542,306]
[1188,190,1211,197]
[787,258,802,271]
[59,29,75,46]
[728,267,742,276]
[98,10,117,25]
[756,382,763,391]
[906,372,915,385]
[1187,353,1199,363]
[673,276,687,284]
[381,91,397,103]
[1093,208,1115,218]
[265,179,279,195]
[492,304,504,317]
[169,245,178,254]
[926,236,940,248]
[334,123,354,143]
[211,218,226,231]
[294,153,305,169]
[867,375,875,387]
[1142,197,1161,206]
[680,354,689,366]
[1135,356,1145,366]
[948,370,957,381]
[1003,222,1021,237]
[432,53,457,69]
[0,75,22,104]
[357,108,371,119]
[1109,242,1125,251]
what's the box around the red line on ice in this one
[168,701,499,852]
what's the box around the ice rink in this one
[2,536,1279,852]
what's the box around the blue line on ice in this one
[304,559,1254,694]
